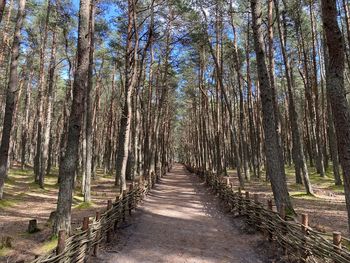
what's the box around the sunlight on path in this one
[98,164,265,263]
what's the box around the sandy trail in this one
[98,164,267,263]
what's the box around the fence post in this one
[333,232,342,250]
[301,214,308,233]
[129,184,134,216]
[238,187,242,215]
[106,200,113,243]
[82,217,89,231]
[123,190,127,221]
[93,211,100,256]
[56,230,66,255]
[245,191,250,218]
[280,203,287,255]
[114,195,121,232]
[82,217,90,261]
[267,199,273,241]
[253,194,260,228]
[301,214,309,260]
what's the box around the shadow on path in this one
[97,164,267,263]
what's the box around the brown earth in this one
[97,164,269,263]
[0,165,120,263]
[226,168,348,236]
[0,163,347,263]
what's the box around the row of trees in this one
[0,0,178,234]
[1,0,350,236]
[178,0,350,231]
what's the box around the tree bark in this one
[83,0,95,202]
[53,0,90,234]
[115,0,138,191]
[251,0,293,214]
[275,0,313,195]
[0,0,26,199]
[0,0,6,24]
[321,0,350,232]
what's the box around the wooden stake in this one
[56,230,66,255]
[301,214,309,260]
[107,200,113,243]
[82,217,89,231]
[129,184,134,215]
[267,199,273,241]
[301,214,308,234]
[253,194,260,227]
[333,232,342,250]
[93,211,100,256]
[123,190,127,221]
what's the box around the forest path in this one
[98,164,267,263]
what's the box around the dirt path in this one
[98,164,267,263]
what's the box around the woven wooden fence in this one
[29,172,158,263]
[186,165,350,263]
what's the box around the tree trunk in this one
[115,0,138,191]
[0,0,26,199]
[275,0,313,194]
[321,0,350,233]
[84,0,95,202]
[53,0,90,234]
[251,0,293,214]
[41,24,57,187]
[0,0,6,24]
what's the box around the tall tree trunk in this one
[84,0,94,202]
[53,0,90,234]
[21,58,33,170]
[41,23,57,187]
[310,1,326,176]
[251,0,293,213]
[0,0,6,23]
[275,0,313,194]
[321,0,350,232]
[115,0,138,191]
[0,0,26,199]
[35,0,51,187]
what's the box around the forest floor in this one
[0,163,121,263]
[97,164,271,263]
[0,163,347,262]
[227,165,347,236]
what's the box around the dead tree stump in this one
[28,219,39,233]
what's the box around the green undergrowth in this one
[74,201,95,209]
[0,247,11,257]
[34,236,58,255]
[228,163,345,198]
[0,199,17,209]
[290,191,319,200]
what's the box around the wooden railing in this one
[186,165,350,263]
[30,172,158,263]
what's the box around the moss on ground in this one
[0,247,11,257]
[33,236,58,255]
[74,201,95,209]
[0,199,17,209]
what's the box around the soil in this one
[226,170,348,236]
[97,164,270,263]
[0,165,120,263]
[0,163,347,262]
